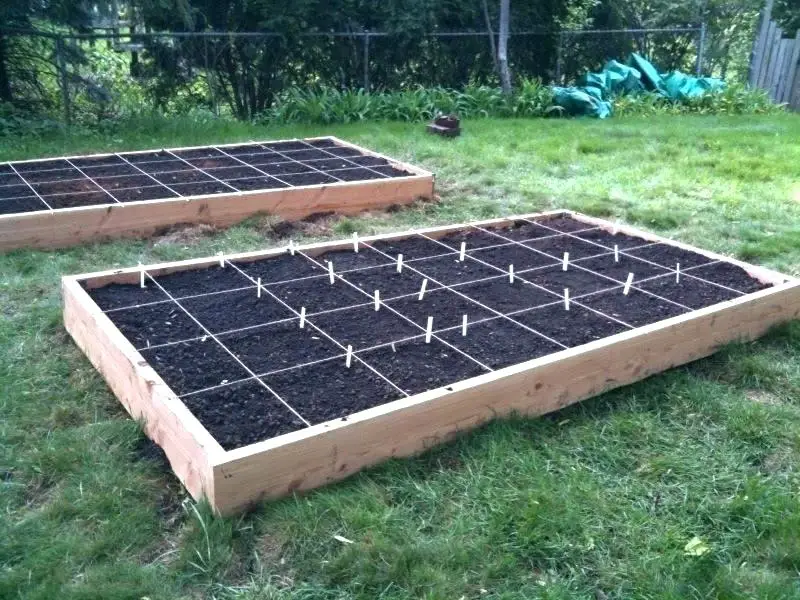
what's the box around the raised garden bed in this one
[63,210,800,514]
[0,137,433,251]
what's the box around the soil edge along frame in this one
[0,137,434,251]
[63,210,800,514]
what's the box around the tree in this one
[498,0,512,93]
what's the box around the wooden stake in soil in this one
[425,316,433,343]
[623,272,634,295]
[345,345,353,368]
[299,307,306,328]
[462,314,468,336]
[138,263,145,288]
[374,290,380,311]
[459,242,466,261]
[328,261,335,284]
[257,277,262,298]
[396,253,404,273]
[218,252,224,268]
[614,244,619,263]
[563,252,569,271]
[418,278,428,300]
[509,264,515,283]
[288,240,295,256]
[352,232,359,252]
[564,287,570,311]
[676,262,681,283]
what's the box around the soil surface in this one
[87,214,777,450]
[0,139,415,216]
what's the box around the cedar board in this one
[62,210,800,514]
[0,137,434,251]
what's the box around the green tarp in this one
[552,53,725,118]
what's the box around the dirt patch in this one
[266,212,339,239]
[745,389,782,405]
[152,223,218,246]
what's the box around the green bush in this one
[612,84,782,117]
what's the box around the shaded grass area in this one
[1,114,800,599]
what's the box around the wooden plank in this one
[213,281,800,513]
[782,31,800,106]
[64,210,800,514]
[765,26,784,98]
[62,277,223,504]
[757,21,778,89]
[773,39,791,100]
[749,0,775,86]
[0,173,433,251]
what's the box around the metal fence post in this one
[55,35,72,128]
[555,32,564,83]
[696,22,707,76]
[363,32,370,92]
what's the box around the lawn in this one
[2,114,800,600]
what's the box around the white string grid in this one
[107,217,761,418]
[0,141,410,209]
[103,225,638,315]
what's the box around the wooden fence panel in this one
[749,14,800,110]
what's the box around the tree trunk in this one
[482,0,499,74]
[0,33,13,103]
[497,0,512,94]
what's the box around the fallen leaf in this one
[684,536,710,556]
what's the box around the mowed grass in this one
[1,114,800,600]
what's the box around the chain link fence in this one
[0,26,707,126]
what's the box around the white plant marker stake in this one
[218,252,224,268]
[288,240,295,255]
[257,277,262,298]
[299,306,306,328]
[425,316,433,343]
[459,242,466,261]
[138,262,145,288]
[623,272,634,295]
[462,314,468,336]
[352,232,359,252]
[328,261,335,284]
[562,252,569,271]
[614,244,619,263]
[564,287,570,310]
[676,262,681,283]
[509,264,515,283]
[613,221,619,235]
[418,278,428,300]
[396,253,404,273]
[345,345,353,368]
[374,290,380,311]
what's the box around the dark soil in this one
[512,303,630,346]
[218,321,342,374]
[574,228,651,250]
[408,254,499,286]
[452,279,554,313]
[140,339,250,395]
[182,379,307,450]
[0,197,48,215]
[3,138,413,215]
[339,264,436,299]
[436,228,511,250]
[262,360,402,424]
[359,338,487,395]
[87,214,778,451]
[438,318,563,369]
[310,304,421,350]
[469,243,560,271]
[580,287,688,327]
[384,287,496,329]
[575,253,670,281]
[625,243,714,269]
[638,274,741,309]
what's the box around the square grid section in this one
[0,138,413,216]
[87,214,770,452]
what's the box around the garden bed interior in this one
[0,137,433,250]
[64,210,800,513]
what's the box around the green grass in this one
[2,114,800,600]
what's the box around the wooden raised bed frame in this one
[0,136,433,251]
[62,210,800,514]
